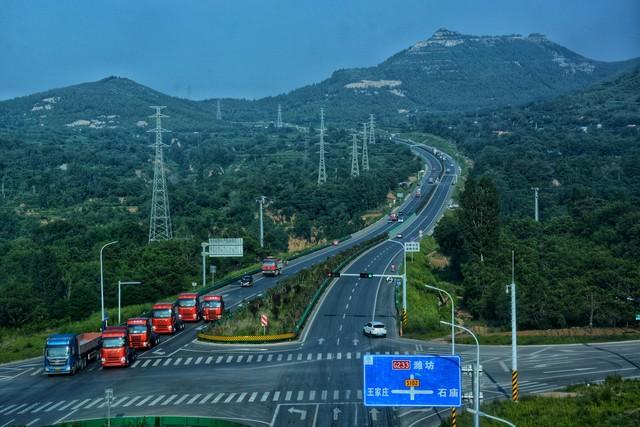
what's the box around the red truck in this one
[262,257,284,276]
[100,326,136,368]
[151,302,185,335]
[177,292,201,322]
[202,295,225,322]
[127,317,159,350]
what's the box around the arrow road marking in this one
[370,408,379,421]
[288,407,307,420]
[333,407,342,421]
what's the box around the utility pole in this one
[350,134,360,177]
[531,187,539,222]
[362,122,370,172]
[317,107,327,185]
[257,196,267,248]
[369,114,375,145]
[148,106,173,242]
[216,99,222,120]
[276,104,283,128]
[508,250,518,401]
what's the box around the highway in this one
[1,141,639,427]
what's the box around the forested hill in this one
[429,68,640,330]
[0,76,225,133]
[202,29,640,125]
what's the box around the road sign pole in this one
[442,321,479,427]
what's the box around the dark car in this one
[239,274,253,287]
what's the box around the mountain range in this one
[1,28,638,132]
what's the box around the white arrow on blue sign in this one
[363,354,462,407]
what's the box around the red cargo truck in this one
[177,292,201,322]
[100,326,136,368]
[202,295,225,322]
[151,302,185,335]
[126,317,159,350]
[262,257,284,276]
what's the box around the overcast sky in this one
[1,0,639,100]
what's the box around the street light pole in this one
[118,281,142,324]
[424,284,455,355]
[99,241,118,329]
[441,321,480,427]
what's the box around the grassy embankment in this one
[207,236,386,336]
[441,376,640,427]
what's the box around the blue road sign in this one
[363,354,462,407]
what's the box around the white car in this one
[363,321,387,338]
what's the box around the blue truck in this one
[44,332,101,375]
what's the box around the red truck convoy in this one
[262,257,284,276]
[202,295,225,321]
[100,326,136,368]
[177,292,201,322]
[151,302,185,334]
[127,317,159,350]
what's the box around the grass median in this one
[441,376,640,427]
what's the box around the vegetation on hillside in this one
[428,69,640,329]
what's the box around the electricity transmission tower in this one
[350,134,360,177]
[276,104,283,128]
[369,114,375,145]
[317,107,327,185]
[148,106,173,243]
[362,122,370,172]
[216,99,222,120]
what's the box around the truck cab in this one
[202,295,225,322]
[151,302,184,335]
[101,326,136,368]
[177,292,201,322]
[127,317,159,350]
[262,257,283,276]
[44,333,101,375]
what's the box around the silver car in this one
[363,321,387,337]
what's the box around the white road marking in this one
[136,396,153,407]
[148,395,165,406]
[31,402,53,413]
[174,395,189,405]
[200,393,213,404]
[161,395,177,405]
[122,397,140,407]
[186,394,201,404]
[71,399,92,410]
